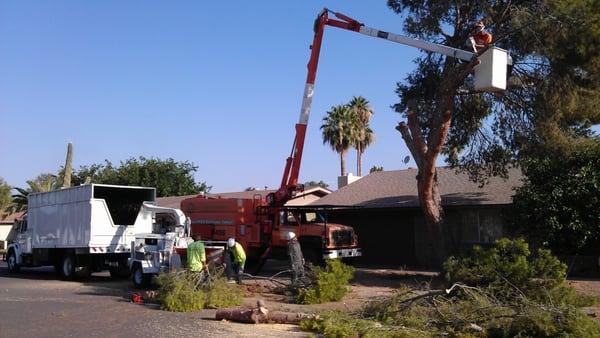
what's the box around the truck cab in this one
[267,207,361,263]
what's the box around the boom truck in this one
[182,9,510,269]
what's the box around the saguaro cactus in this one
[62,142,73,188]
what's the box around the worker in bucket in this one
[469,21,493,53]
[226,237,246,284]
[286,232,305,286]
[187,233,207,279]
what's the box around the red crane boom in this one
[268,8,508,207]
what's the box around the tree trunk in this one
[357,144,362,176]
[339,150,346,176]
[395,53,482,266]
[395,94,453,266]
[215,305,318,324]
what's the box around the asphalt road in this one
[0,262,306,338]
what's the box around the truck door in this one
[276,210,299,244]
[16,219,32,254]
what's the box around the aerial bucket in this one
[474,46,508,92]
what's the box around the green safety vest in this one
[187,240,206,272]
[231,242,246,268]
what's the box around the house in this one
[156,186,331,209]
[310,167,523,267]
[0,212,23,252]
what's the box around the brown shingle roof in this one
[311,167,523,208]
[1,211,25,224]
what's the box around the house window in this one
[460,208,503,244]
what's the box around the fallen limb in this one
[215,307,268,324]
[215,300,318,324]
[241,272,289,287]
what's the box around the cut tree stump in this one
[215,300,318,324]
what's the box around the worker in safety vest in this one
[187,233,206,273]
[469,21,493,53]
[227,238,246,284]
[286,232,305,286]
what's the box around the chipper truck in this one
[6,184,189,280]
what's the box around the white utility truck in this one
[6,184,185,280]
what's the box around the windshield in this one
[303,211,326,223]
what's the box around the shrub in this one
[155,268,243,312]
[301,239,600,337]
[443,238,594,306]
[300,311,420,338]
[155,271,205,312]
[297,259,354,304]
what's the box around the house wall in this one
[286,194,323,206]
[331,209,417,266]
[330,205,513,267]
[0,223,16,251]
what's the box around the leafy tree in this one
[303,180,329,189]
[387,0,600,264]
[513,140,600,255]
[71,157,210,197]
[0,178,11,216]
[348,96,375,176]
[321,104,356,176]
[369,166,383,174]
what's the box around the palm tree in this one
[321,104,356,176]
[4,174,59,215]
[348,96,375,176]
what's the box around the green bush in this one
[155,268,243,312]
[155,271,206,312]
[301,239,600,337]
[297,259,354,304]
[300,311,420,338]
[443,238,594,306]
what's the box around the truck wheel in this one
[302,247,324,267]
[7,249,20,273]
[132,263,150,289]
[109,262,130,279]
[60,254,77,280]
[76,265,92,279]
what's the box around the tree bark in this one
[397,102,451,266]
[215,307,318,324]
[357,144,362,176]
[340,150,346,176]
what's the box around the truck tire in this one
[109,261,130,279]
[60,254,77,280]
[302,247,324,267]
[7,249,20,273]
[131,263,151,289]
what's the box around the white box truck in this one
[5,184,181,280]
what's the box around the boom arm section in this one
[271,8,498,206]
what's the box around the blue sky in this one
[1,1,424,192]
